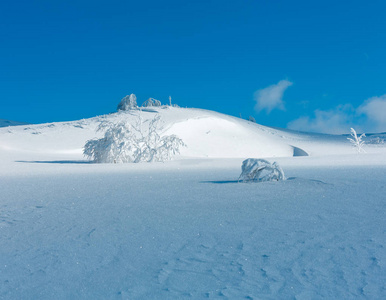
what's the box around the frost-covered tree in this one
[117,94,138,111]
[83,120,135,163]
[347,128,366,153]
[142,98,162,107]
[84,114,185,163]
[238,158,285,182]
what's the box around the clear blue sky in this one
[1,0,386,133]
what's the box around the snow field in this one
[0,157,385,299]
[1,107,386,298]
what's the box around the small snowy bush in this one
[84,114,185,163]
[248,116,256,123]
[238,158,285,182]
[368,137,384,145]
[142,98,162,107]
[117,94,138,111]
[347,128,366,153]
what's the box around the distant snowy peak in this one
[0,119,29,128]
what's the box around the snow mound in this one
[165,116,293,158]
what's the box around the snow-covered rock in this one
[117,94,138,111]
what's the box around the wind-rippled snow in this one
[0,107,385,299]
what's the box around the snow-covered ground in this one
[1,107,385,299]
[3,107,378,160]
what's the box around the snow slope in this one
[0,119,29,128]
[1,107,385,162]
[1,107,386,299]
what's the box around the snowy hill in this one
[0,118,29,127]
[1,107,384,162]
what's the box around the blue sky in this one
[1,0,386,133]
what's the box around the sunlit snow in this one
[1,107,385,299]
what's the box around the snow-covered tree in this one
[142,98,162,107]
[238,158,285,182]
[117,94,138,111]
[83,114,185,163]
[83,120,135,163]
[347,128,366,153]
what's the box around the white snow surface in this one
[1,107,386,299]
[0,107,368,160]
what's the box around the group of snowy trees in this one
[117,94,177,111]
[84,94,184,163]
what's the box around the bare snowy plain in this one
[1,107,385,299]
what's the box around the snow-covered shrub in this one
[83,114,185,163]
[83,120,135,163]
[142,98,162,107]
[117,94,138,111]
[238,158,285,182]
[368,137,384,145]
[248,116,256,123]
[347,128,366,153]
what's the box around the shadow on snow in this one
[16,160,92,164]
[200,180,239,184]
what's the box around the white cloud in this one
[287,104,357,134]
[288,94,386,134]
[357,95,386,132]
[254,80,293,114]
